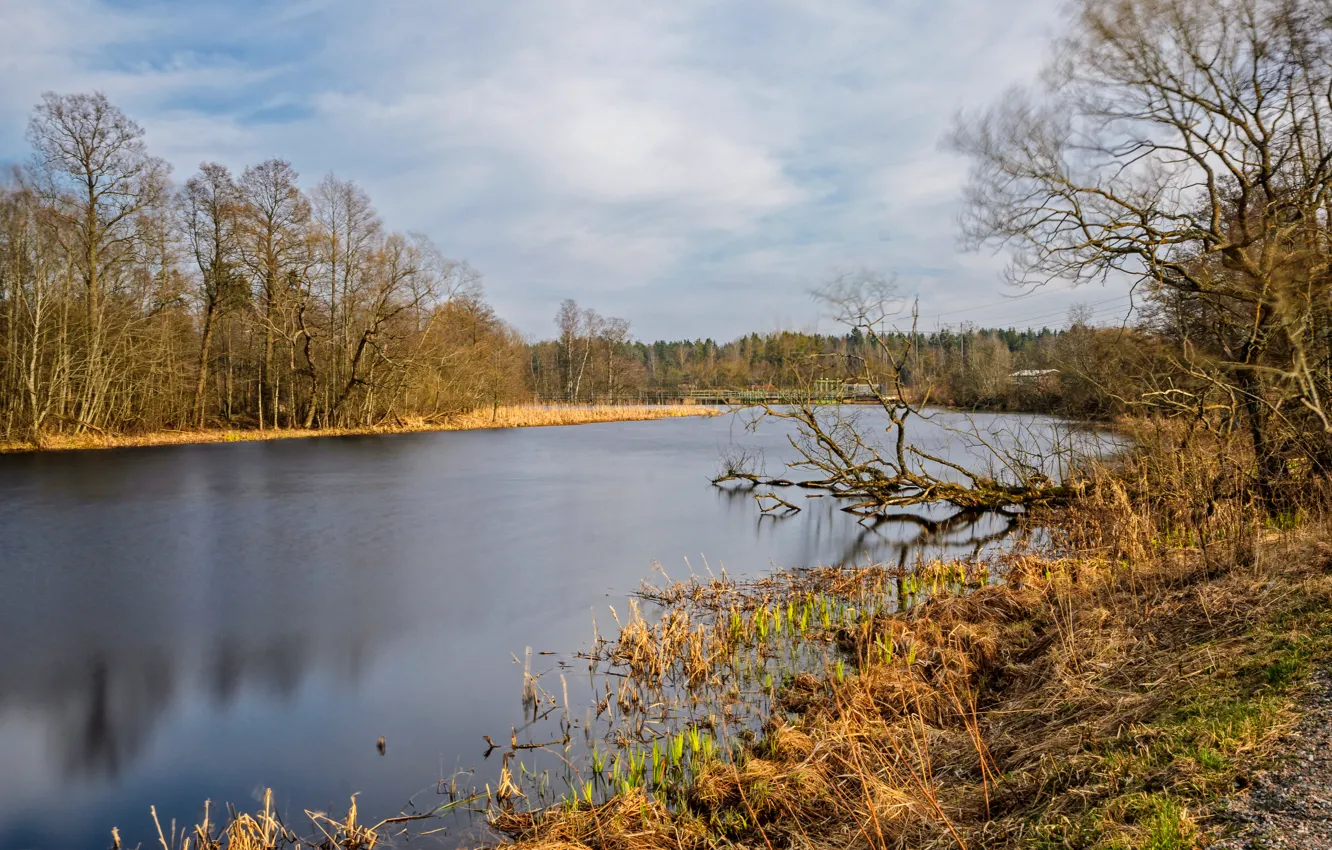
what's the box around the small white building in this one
[1010,368,1060,387]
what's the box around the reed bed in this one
[0,404,717,453]
[114,791,375,850]
[490,420,1332,850]
[498,547,1332,849]
[121,418,1332,849]
[111,784,488,850]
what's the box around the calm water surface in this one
[0,411,1088,849]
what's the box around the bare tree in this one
[181,163,245,426]
[951,0,1332,502]
[715,273,1071,516]
[26,92,168,430]
[574,306,603,402]
[554,298,578,401]
[602,316,631,402]
[328,233,438,425]
[239,159,309,429]
[0,180,65,442]
[309,174,381,426]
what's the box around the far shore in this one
[0,403,720,454]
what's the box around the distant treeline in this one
[618,326,1066,406]
[527,300,1143,418]
[0,87,1138,451]
[10,90,1317,464]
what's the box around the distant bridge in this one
[680,383,895,406]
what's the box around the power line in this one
[919,289,1046,319]
[921,291,1132,322]
[925,295,1137,330]
[981,302,1136,329]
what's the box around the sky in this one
[0,0,1138,341]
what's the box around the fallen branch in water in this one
[713,276,1082,516]
[755,491,801,514]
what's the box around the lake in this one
[0,410,1101,849]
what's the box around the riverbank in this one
[485,423,1332,850]
[487,524,1332,850]
[116,419,1332,849]
[0,404,718,453]
[141,493,1331,850]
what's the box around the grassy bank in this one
[118,420,1332,849]
[485,421,1332,850]
[493,530,1331,850]
[0,404,718,453]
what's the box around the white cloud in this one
[0,0,1132,339]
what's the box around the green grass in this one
[1264,510,1303,532]
[1021,578,1332,849]
[1141,796,1195,850]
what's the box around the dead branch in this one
[755,491,801,514]
[713,275,1079,516]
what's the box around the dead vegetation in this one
[492,419,1332,850]
[117,420,1332,850]
[111,783,491,850]
[0,404,716,453]
[115,791,379,850]
[710,275,1095,519]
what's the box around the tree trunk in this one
[194,304,216,427]
[1235,368,1284,508]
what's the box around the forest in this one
[0,91,1139,449]
[0,92,531,445]
[5,58,1332,509]
[534,305,1138,418]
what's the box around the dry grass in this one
[112,791,383,850]
[0,404,717,453]
[502,543,1332,850]
[121,417,1332,850]
[492,420,1332,850]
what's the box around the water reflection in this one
[0,411,1102,850]
[713,483,1033,566]
[4,625,372,783]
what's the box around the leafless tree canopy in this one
[527,299,642,403]
[0,92,531,443]
[952,0,1332,502]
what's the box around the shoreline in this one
[84,416,1332,848]
[490,507,1330,850]
[0,404,719,454]
[485,419,1332,850]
